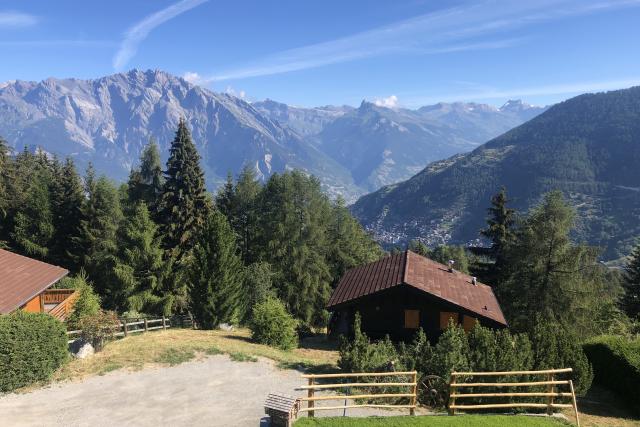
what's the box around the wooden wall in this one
[330,284,503,342]
[22,294,43,313]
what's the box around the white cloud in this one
[225,86,246,99]
[113,0,208,71]
[182,71,202,84]
[374,95,399,109]
[0,12,38,28]
[195,0,640,82]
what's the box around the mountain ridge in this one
[352,86,640,259]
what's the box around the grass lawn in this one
[52,327,338,382]
[294,415,569,427]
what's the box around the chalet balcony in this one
[42,289,79,321]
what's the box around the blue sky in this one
[1,0,640,108]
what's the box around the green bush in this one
[250,297,298,350]
[339,314,399,372]
[60,271,101,329]
[530,320,593,395]
[0,312,68,392]
[583,335,640,413]
[78,310,120,351]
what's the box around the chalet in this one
[0,249,77,320]
[328,250,507,341]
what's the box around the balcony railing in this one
[42,289,75,305]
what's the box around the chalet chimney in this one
[472,277,477,286]
[448,260,455,273]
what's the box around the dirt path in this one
[0,355,420,427]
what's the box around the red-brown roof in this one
[327,250,507,326]
[0,249,69,314]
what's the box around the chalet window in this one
[439,311,459,329]
[463,315,477,332]
[404,309,420,329]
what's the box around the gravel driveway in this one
[0,355,418,427]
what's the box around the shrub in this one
[0,312,68,392]
[78,310,120,351]
[250,297,298,350]
[61,272,101,329]
[583,335,640,413]
[530,319,593,395]
[431,319,470,381]
[339,314,399,372]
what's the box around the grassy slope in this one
[295,415,568,427]
[53,328,338,382]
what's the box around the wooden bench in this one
[265,392,300,427]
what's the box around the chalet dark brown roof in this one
[0,249,69,314]
[327,250,507,326]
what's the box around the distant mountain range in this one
[352,86,640,260]
[0,69,544,200]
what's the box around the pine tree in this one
[477,187,517,287]
[241,261,274,323]
[231,166,261,263]
[327,196,382,282]
[622,241,640,319]
[158,119,210,266]
[127,137,164,213]
[188,210,243,329]
[112,202,166,314]
[215,172,235,218]
[76,166,123,301]
[49,158,85,270]
[10,170,54,259]
[256,171,332,327]
[502,191,612,335]
[0,137,10,243]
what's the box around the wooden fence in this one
[448,368,580,426]
[67,316,171,343]
[297,371,418,417]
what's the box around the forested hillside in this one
[0,122,381,327]
[353,87,640,260]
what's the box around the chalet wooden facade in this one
[327,250,507,341]
[0,249,77,320]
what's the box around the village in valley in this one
[1,1,640,427]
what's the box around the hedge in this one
[0,312,68,392]
[583,335,640,413]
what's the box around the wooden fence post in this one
[123,319,128,337]
[569,380,581,427]
[410,371,417,416]
[448,374,456,416]
[144,318,148,332]
[546,372,555,415]
[308,377,315,418]
[162,316,167,330]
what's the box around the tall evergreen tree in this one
[623,241,640,319]
[127,137,164,213]
[10,170,54,259]
[49,158,85,270]
[188,210,243,329]
[76,166,123,301]
[231,166,261,264]
[476,187,517,287]
[502,191,614,335]
[158,119,210,265]
[215,172,235,218]
[327,196,382,283]
[256,171,332,327]
[112,202,167,314]
[0,137,10,244]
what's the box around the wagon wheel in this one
[418,375,447,409]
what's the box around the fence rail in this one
[448,368,580,426]
[296,371,417,417]
[67,316,171,344]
